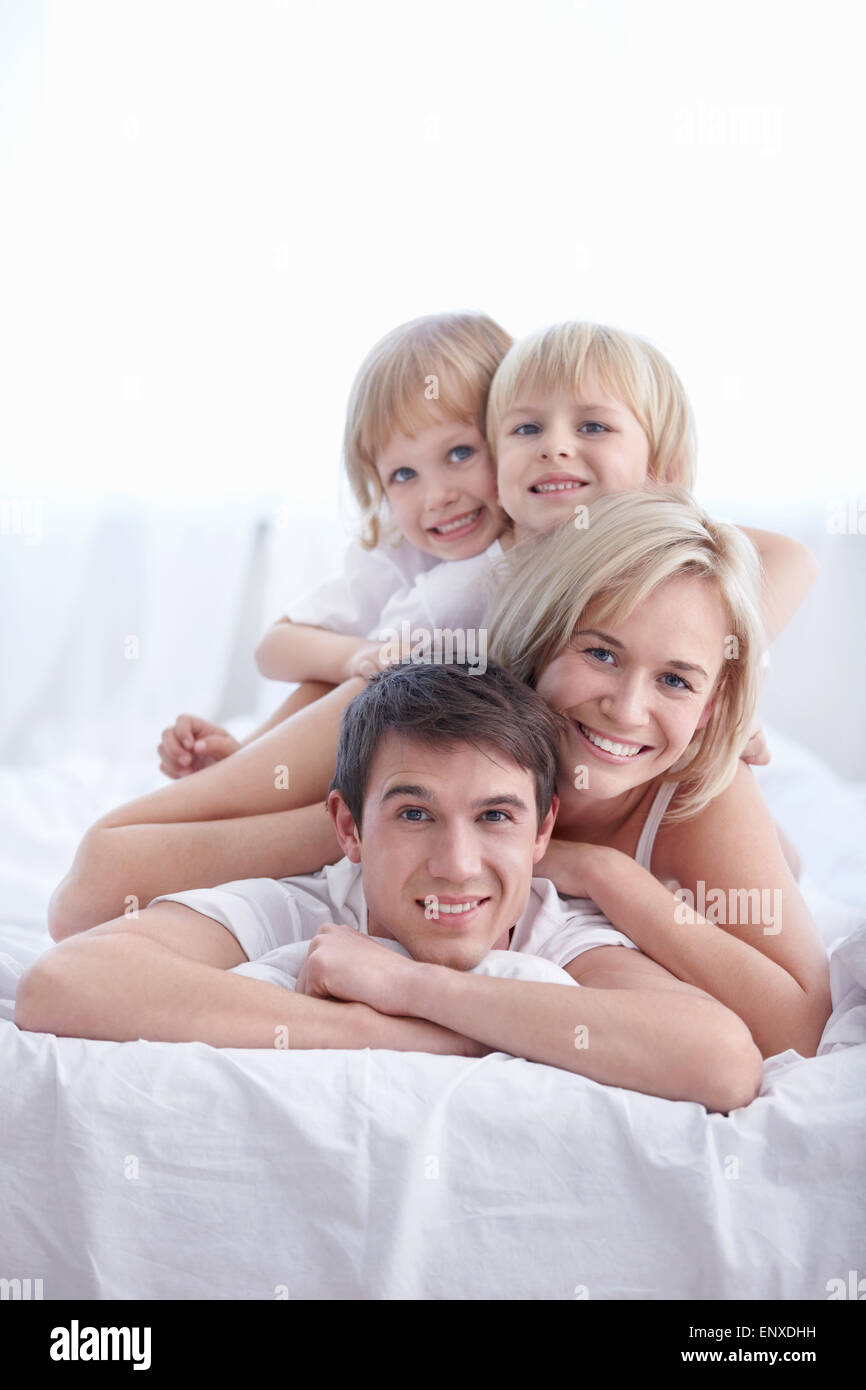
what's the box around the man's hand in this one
[295,923,419,1016]
[739,718,771,766]
[158,714,241,778]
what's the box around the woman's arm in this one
[159,683,338,778]
[48,802,345,940]
[737,525,818,644]
[542,765,831,1059]
[48,679,366,938]
[237,681,336,747]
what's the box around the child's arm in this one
[261,534,438,684]
[261,537,500,686]
[737,526,818,644]
[255,619,378,685]
[293,924,762,1112]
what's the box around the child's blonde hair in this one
[344,312,513,551]
[486,321,696,489]
[485,487,764,822]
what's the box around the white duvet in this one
[0,724,864,1300]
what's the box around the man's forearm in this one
[15,933,482,1056]
[403,964,757,1109]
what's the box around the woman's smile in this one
[572,718,654,763]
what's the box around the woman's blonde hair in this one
[486,321,697,489]
[485,487,765,822]
[344,312,513,551]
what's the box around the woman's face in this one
[535,575,730,802]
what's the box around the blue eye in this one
[579,421,608,434]
[481,809,510,822]
[586,646,616,664]
[399,807,429,821]
[661,673,692,691]
[390,466,416,484]
[449,445,474,463]
[515,423,541,436]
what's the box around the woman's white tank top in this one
[633,780,679,872]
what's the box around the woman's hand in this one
[535,838,611,899]
[295,923,418,1015]
[158,714,241,778]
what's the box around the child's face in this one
[329,733,556,971]
[535,575,725,811]
[495,369,652,541]
[375,415,506,559]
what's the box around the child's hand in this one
[158,715,241,778]
[343,641,408,681]
[739,719,771,767]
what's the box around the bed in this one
[1,721,864,1300]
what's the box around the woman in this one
[484,488,830,1058]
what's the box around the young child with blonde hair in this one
[49,317,813,937]
[350,320,812,658]
[158,309,513,776]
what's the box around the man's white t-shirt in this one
[150,857,639,993]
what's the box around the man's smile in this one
[415,894,492,925]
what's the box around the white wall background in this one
[1,0,864,773]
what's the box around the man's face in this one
[329,734,557,970]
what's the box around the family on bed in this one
[14,314,832,1113]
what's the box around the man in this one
[15,661,761,1111]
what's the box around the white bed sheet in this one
[1,724,864,1300]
